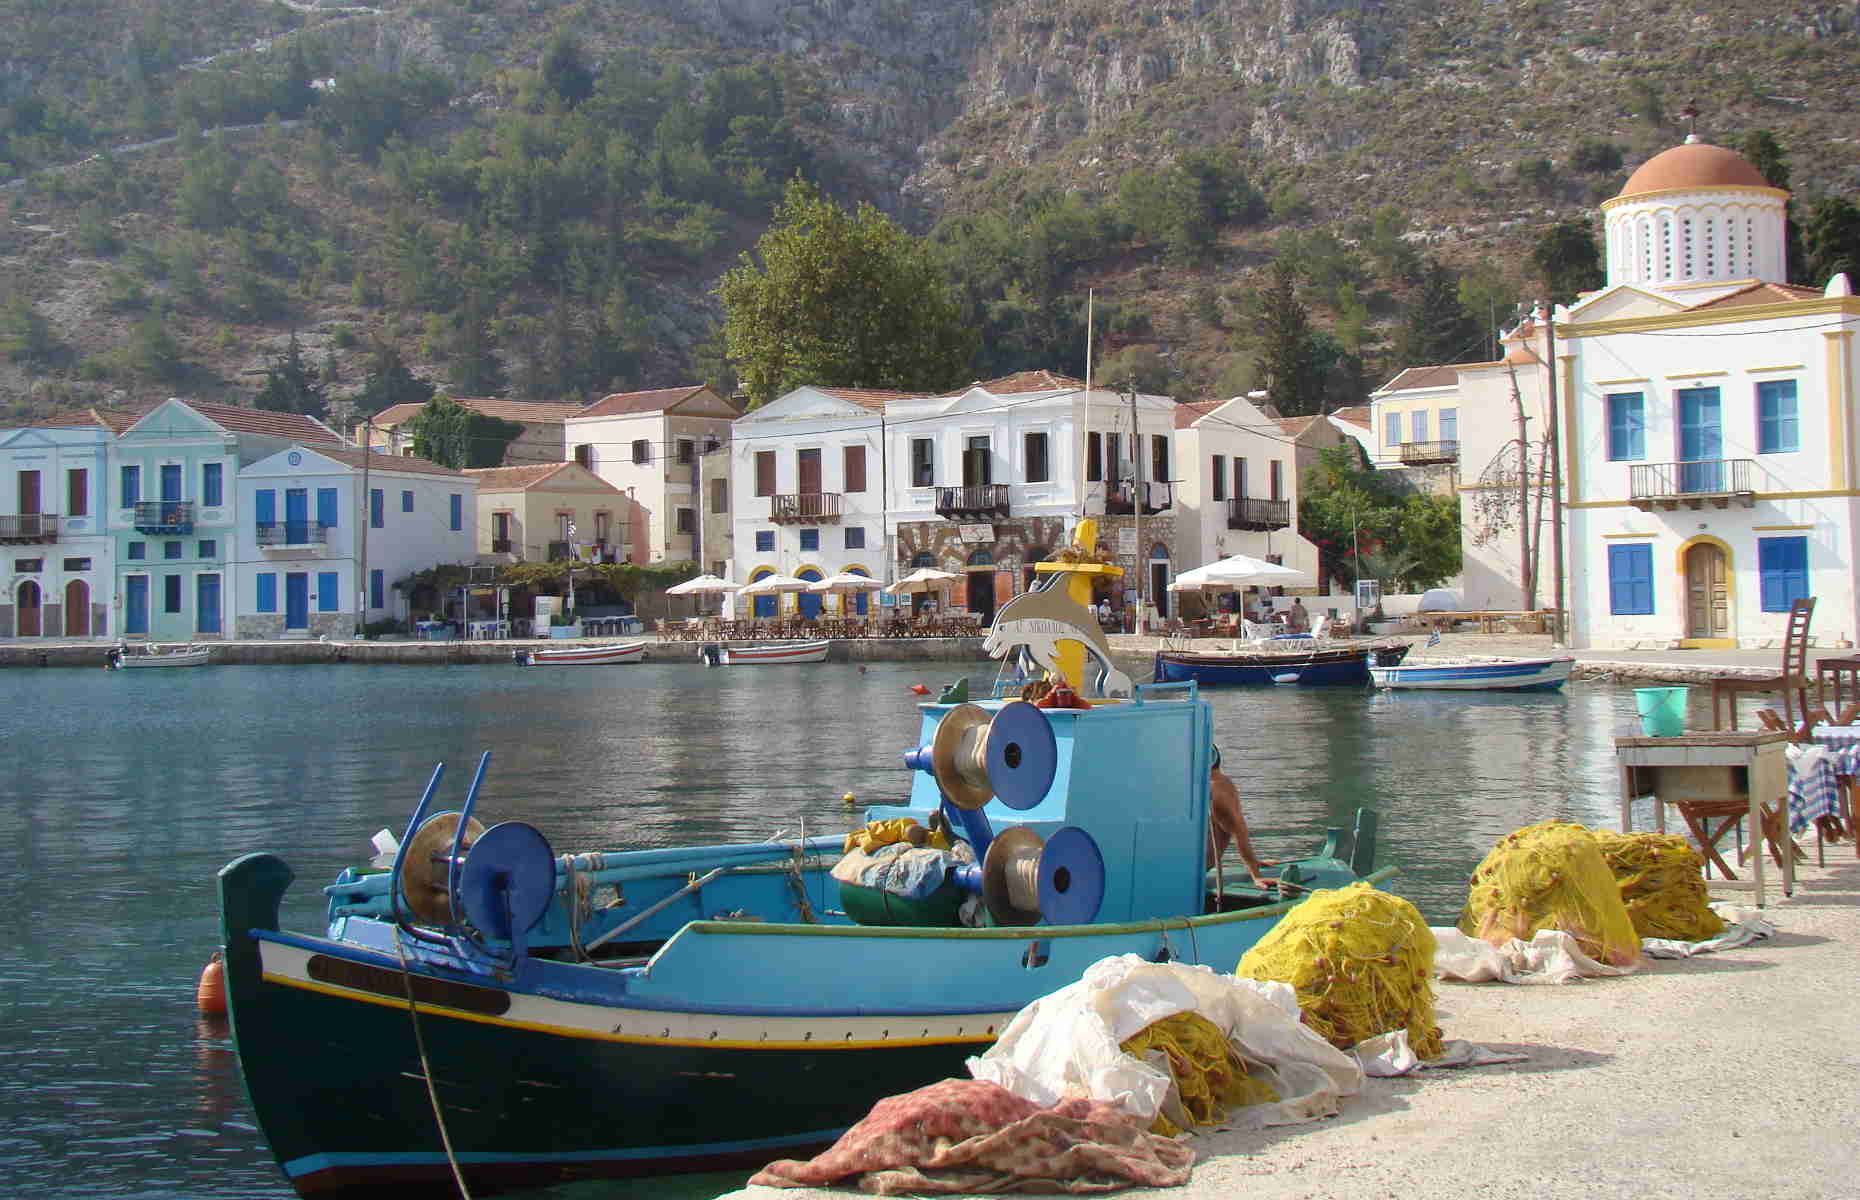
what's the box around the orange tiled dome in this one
[1617,139,1776,198]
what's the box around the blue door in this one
[196,574,221,634]
[1678,387,1722,493]
[160,464,182,502]
[285,488,310,544]
[125,576,149,635]
[285,572,309,630]
[798,569,823,619]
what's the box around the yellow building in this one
[460,463,633,563]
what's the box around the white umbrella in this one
[885,566,963,595]
[740,572,811,595]
[807,571,885,593]
[666,573,736,596]
[1168,553,1312,591]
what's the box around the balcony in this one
[547,540,574,562]
[1629,459,1757,511]
[770,492,843,524]
[0,514,59,544]
[1103,480,1173,516]
[935,483,1010,520]
[1399,440,1459,466]
[1227,497,1291,531]
[491,537,514,554]
[256,522,330,554]
[133,501,194,535]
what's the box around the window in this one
[255,488,276,530]
[1758,380,1799,454]
[449,494,462,532]
[127,541,146,561]
[710,477,728,513]
[910,438,935,487]
[1410,410,1429,443]
[317,487,338,529]
[164,540,183,560]
[370,488,384,528]
[1151,434,1170,483]
[1269,460,1284,501]
[1105,433,1123,485]
[962,436,991,487]
[799,528,819,551]
[632,439,652,465]
[1234,458,1248,500]
[317,571,339,613]
[66,468,88,517]
[257,573,277,613]
[1384,412,1401,448]
[845,445,868,493]
[845,526,866,549]
[1758,536,1809,612]
[1211,455,1227,502]
[677,439,695,465]
[1606,393,1645,461]
[595,511,611,542]
[676,507,695,534]
[370,568,384,610]
[1607,544,1654,615]
[63,557,91,572]
[1440,409,1458,443]
[755,530,774,552]
[203,462,223,508]
[163,574,182,614]
[1023,432,1048,484]
[797,447,823,492]
[556,512,573,540]
[401,490,414,513]
[1086,432,1102,482]
[755,451,776,497]
[15,558,42,573]
[574,444,593,469]
[197,540,216,559]
[121,465,140,507]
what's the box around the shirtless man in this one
[1208,746,1273,888]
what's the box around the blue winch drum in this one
[985,700,1058,811]
[1038,826,1106,925]
[457,821,557,940]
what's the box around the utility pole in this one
[878,409,890,586]
[1505,361,1536,610]
[1540,301,1566,645]
[1128,378,1143,631]
[356,415,372,636]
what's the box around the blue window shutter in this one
[203,463,223,507]
[370,569,384,609]
[370,489,384,528]
[755,530,773,552]
[1759,536,1808,612]
[317,571,339,612]
[257,573,277,612]
[317,488,339,528]
[255,489,276,527]
[1609,544,1653,615]
[122,465,140,506]
[402,490,414,513]
[449,494,462,531]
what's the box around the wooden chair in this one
[1711,596,1815,730]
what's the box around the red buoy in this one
[909,683,930,695]
[196,951,227,1016]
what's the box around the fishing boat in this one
[514,641,647,666]
[217,521,1394,1198]
[1370,654,1574,692]
[699,638,831,665]
[1151,641,1410,687]
[108,644,212,669]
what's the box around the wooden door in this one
[17,580,40,636]
[1685,544,1729,638]
[64,580,89,635]
[796,448,821,495]
[18,469,40,514]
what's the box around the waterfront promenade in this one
[724,853,1860,1200]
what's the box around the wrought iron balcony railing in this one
[491,537,514,554]
[1226,497,1291,531]
[770,492,844,524]
[0,514,59,543]
[934,483,1011,520]
[133,501,194,535]
[547,540,575,562]
[1399,440,1459,465]
[1629,459,1757,510]
[256,521,329,548]
[1103,481,1173,516]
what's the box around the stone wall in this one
[91,603,108,637]
[238,614,285,639]
[895,516,1069,576]
[0,604,11,637]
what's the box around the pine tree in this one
[255,331,327,418]
[354,340,435,416]
[1394,259,1483,366]
[1248,263,1325,417]
[1529,221,1603,305]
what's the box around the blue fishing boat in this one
[1370,654,1574,691]
[1152,641,1410,687]
[217,522,1393,1197]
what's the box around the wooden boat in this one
[515,641,647,666]
[1151,641,1410,687]
[1371,654,1574,692]
[109,644,211,669]
[700,638,831,665]
[218,577,1394,1198]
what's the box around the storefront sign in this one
[1115,529,1137,556]
[958,523,996,543]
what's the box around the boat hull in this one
[1151,644,1406,687]
[522,641,646,666]
[116,648,211,668]
[717,639,830,664]
[1370,655,1573,691]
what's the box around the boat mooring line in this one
[394,925,474,1200]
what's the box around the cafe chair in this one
[1711,596,1815,731]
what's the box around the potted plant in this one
[548,611,581,639]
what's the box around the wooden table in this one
[1615,730,1793,905]
[1816,656,1860,712]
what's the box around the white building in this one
[1451,320,1553,612]
[0,406,128,637]
[235,446,475,637]
[1560,136,1860,648]
[1171,395,1322,591]
[564,385,739,570]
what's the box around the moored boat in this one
[1152,641,1410,687]
[700,638,831,665]
[515,640,647,666]
[1371,654,1574,691]
[109,644,212,669]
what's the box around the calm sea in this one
[0,658,1663,1198]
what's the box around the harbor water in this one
[1,660,1660,1198]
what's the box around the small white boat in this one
[1370,654,1574,692]
[110,644,212,669]
[700,639,831,665]
[516,641,647,666]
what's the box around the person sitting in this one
[1287,598,1310,633]
[1208,746,1273,888]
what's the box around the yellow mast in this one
[1030,518,1124,690]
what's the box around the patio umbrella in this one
[885,567,963,595]
[665,573,737,617]
[740,572,811,595]
[808,571,885,616]
[1168,553,1313,591]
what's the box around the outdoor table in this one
[415,620,453,641]
[468,620,508,639]
[1803,725,1860,858]
[1615,730,1793,905]
[1816,656,1860,712]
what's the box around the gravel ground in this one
[721,856,1860,1200]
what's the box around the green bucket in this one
[1634,686,1688,737]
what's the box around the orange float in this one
[196,951,227,1016]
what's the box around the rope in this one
[392,926,474,1200]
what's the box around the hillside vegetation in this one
[3,0,1858,420]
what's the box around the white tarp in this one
[1430,904,1775,985]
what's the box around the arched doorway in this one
[748,567,777,619]
[965,547,997,624]
[845,566,873,616]
[64,580,90,636]
[1148,542,1171,619]
[796,567,824,620]
[1684,542,1730,639]
[16,580,41,637]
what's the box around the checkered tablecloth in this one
[1787,732,1860,832]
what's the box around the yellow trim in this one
[1593,377,1650,386]
[1827,330,1853,491]
[1561,354,1579,503]
[1601,184,1790,211]
[1569,487,1860,509]
[1680,638,1739,649]
[1560,297,1860,337]
[1601,532,1657,539]
[1753,524,1815,532]
[261,971,996,1051]
[1746,364,1803,374]
[1674,535,1736,640]
[1664,370,1728,379]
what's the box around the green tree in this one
[354,341,436,415]
[406,395,525,469]
[1799,195,1860,287]
[1395,492,1463,589]
[0,295,63,365]
[1529,220,1603,305]
[254,331,327,418]
[1247,263,1325,417]
[1394,258,1483,366]
[1738,129,1790,191]
[1096,346,1172,396]
[538,31,596,109]
[717,179,974,405]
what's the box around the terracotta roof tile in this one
[314,448,463,477]
[460,463,573,490]
[575,386,719,418]
[1685,281,1824,311]
[452,396,585,422]
[1330,406,1371,429]
[1618,140,1775,199]
[177,400,346,444]
[939,370,1087,397]
[27,404,153,432]
[1376,365,1459,393]
[1275,416,1323,438]
[1173,400,1222,429]
[371,403,429,427]
[818,387,935,411]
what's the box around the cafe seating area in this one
[654,612,988,641]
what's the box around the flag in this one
[1426,629,1441,647]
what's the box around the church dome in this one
[1617,137,1777,199]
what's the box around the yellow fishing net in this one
[1592,830,1726,942]
[1119,1011,1279,1136]
[1234,884,1443,1060]
[1458,820,1641,967]
[842,818,951,854]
